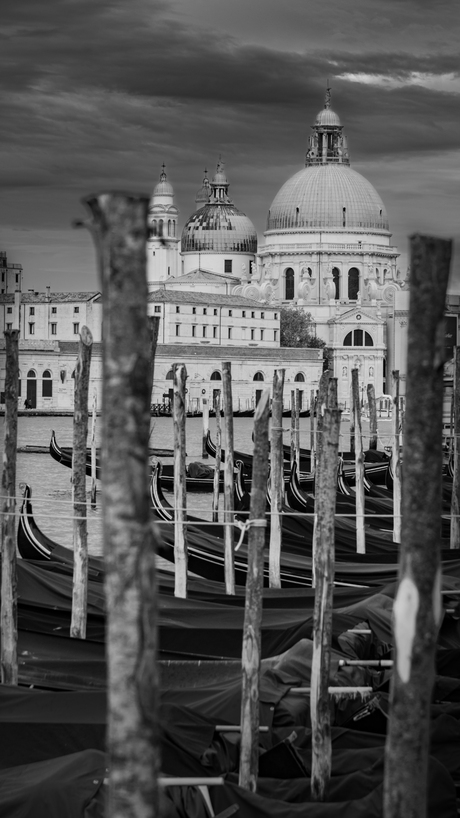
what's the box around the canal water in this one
[0,413,394,557]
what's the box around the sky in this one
[1,0,459,292]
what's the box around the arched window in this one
[284,268,294,300]
[253,372,264,381]
[165,369,174,380]
[294,373,305,382]
[27,370,36,378]
[210,371,222,380]
[172,220,176,237]
[332,267,340,300]
[344,330,374,347]
[42,369,52,398]
[168,220,172,236]
[348,268,360,300]
[158,219,164,236]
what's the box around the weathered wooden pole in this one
[83,191,160,818]
[212,389,222,523]
[295,388,301,468]
[392,370,402,543]
[90,390,97,509]
[1,329,19,685]
[383,235,452,818]
[222,362,235,594]
[312,372,330,589]
[173,363,188,598]
[269,368,285,588]
[349,381,355,455]
[70,325,93,640]
[239,388,270,793]
[351,368,365,554]
[310,378,340,801]
[367,383,378,450]
[450,347,460,548]
[290,389,296,469]
[202,396,209,458]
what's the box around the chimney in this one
[46,286,51,301]
[13,291,21,332]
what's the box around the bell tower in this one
[147,165,180,288]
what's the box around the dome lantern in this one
[306,87,349,167]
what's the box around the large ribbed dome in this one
[181,204,257,253]
[266,164,389,232]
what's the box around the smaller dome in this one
[181,204,257,254]
[315,107,341,127]
[153,165,174,197]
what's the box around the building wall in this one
[149,302,280,347]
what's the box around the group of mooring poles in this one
[0,197,456,818]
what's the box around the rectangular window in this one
[228,328,232,339]
[251,311,255,318]
[51,323,57,335]
[192,307,196,314]
[6,323,12,330]
[274,313,278,320]
[1,272,4,281]
[192,325,196,337]
[15,274,19,283]
[29,307,35,316]
[176,306,180,313]
[7,307,12,313]
[175,325,180,336]
[51,307,57,314]
[250,328,255,340]
[274,330,278,341]
[224,259,232,273]
[154,305,161,313]
[228,309,232,317]
[260,329,264,340]
[213,326,217,338]
[73,323,79,334]
[242,310,246,318]
[203,308,207,315]
[29,322,35,335]
[260,312,264,319]
[202,326,207,337]
[74,306,79,313]
[213,308,218,316]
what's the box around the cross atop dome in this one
[306,89,349,166]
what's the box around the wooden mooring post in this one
[1,329,19,685]
[383,235,452,818]
[367,383,378,450]
[173,363,188,598]
[290,389,296,469]
[269,368,285,588]
[70,326,93,640]
[312,372,330,588]
[310,377,340,801]
[83,191,161,818]
[450,347,460,548]
[295,388,301,468]
[222,362,235,594]
[351,368,365,554]
[392,370,402,543]
[90,390,97,509]
[202,397,209,458]
[212,390,221,524]
[239,388,271,792]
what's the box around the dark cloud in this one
[0,0,458,288]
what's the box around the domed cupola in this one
[306,87,349,166]
[195,169,211,210]
[152,163,174,199]
[266,89,389,234]
[181,159,257,254]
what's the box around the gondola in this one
[49,431,174,481]
[17,485,104,579]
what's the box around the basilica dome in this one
[182,159,257,253]
[181,204,257,253]
[266,164,389,232]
